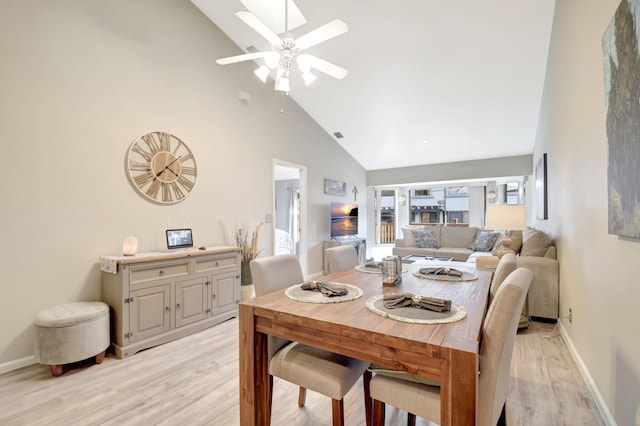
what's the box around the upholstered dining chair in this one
[490,253,518,302]
[491,252,530,328]
[249,254,371,426]
[367,267,532,426]
[325,245,360,273]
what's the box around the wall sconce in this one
[398,195,406,206]
[122,236,138,256]
[487,191,497,203]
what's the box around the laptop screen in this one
[166,229,193,249]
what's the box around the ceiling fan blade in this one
[216,51,274,65]
[300,54,348,79]
[295,19,348,50]
[235,11,282,47]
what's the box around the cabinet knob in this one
[159,270,165,276]
[176,303,181,309]
[165,306,170,312]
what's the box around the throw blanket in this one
[418,267,463,277]
[383,293,452,312]
[301,280,349,297]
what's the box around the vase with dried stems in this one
[233,222,263,286]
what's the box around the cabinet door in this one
[129,284,171,343]
[175,276,209,328]
[211,271,239,315]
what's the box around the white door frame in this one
[273,159,308,276]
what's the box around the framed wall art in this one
[603,0,640,238]
[324,178,347,196]
[535,153,548,220]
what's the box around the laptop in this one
[166,228,193,249]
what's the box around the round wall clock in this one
[125,131,197,204]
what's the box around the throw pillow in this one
[468,231,500,252]
[521,229,551,257]
[401,226,424,247]
[411,229,439,248]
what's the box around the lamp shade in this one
[485,205,527,230]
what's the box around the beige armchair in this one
[250,254,371,426]
[325,244,360,273]
[368,268,532,426]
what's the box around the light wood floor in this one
[0,319,602,425]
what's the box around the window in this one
[506,182,520,205]
[408,186,469,225]
[413,189,432,197]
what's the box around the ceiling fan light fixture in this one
[302,70,317,87]
[254,65,270,82]
[264,52,280,69]
[297,54,311,72]
[275,71,290,92]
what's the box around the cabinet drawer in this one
[130,262,189,284]
[195,256,237,272]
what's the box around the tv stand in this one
[323,237,366,274]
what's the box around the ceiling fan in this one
[216,6,349,92]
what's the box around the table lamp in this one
[485,205,527,252]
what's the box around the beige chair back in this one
[250,254,304,296]
[478,267,532,426]
[489,253,517,302]
[325,245,360,273]
[250,254,304,358]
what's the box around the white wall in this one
[0,0,366,365]
[535,0,640,423]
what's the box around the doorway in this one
[273,160,307,275]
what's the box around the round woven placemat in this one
[413,270,478,281]
[365,295,467,324]
[355,265,409,274]
[285,282,363,304]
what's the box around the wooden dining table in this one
[238,261,491,425]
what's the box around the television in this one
[331,202,358,238]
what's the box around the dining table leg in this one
[439,345,478,425]
[239,304,270,425]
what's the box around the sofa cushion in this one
[412,229,439,248]
[521,230,551,257]
[440,226,478,248]
[491,230,523,255]
[400,226,425,247]
[468,231,500,252]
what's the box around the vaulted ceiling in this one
[192,0,556,171]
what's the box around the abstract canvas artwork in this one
[603,0,640,238]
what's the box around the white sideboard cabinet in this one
[101,247,241,358]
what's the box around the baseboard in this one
[0,355,36,376]
[559,323,616,425]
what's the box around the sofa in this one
[392,225,487,261]
[473,229,559,322]
[393,225,559,322]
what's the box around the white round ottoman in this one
[34,301,110,377]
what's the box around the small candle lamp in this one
[122,236,138,256]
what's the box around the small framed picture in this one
[324,178,347,196]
